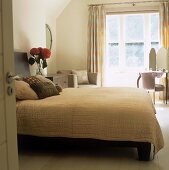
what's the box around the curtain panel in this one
[160,2,169,49]
[87,5,105,85]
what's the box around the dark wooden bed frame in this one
[15,52,153,161]
[18,135,152,161]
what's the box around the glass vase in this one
[36,63,43,75]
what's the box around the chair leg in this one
[163,91,165,104]
[153,91,155,104]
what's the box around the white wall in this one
[56,0,88,70]
[45,0,71,74]
[12,0,71,75]
[55,0,161,71]
[13,0,46,51]
[45,18,57,74]
[13,0,47,75]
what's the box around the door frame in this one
[2,0,19,169]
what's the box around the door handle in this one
[6,72,21,84]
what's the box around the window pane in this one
[125,43,144,67]
[106,15,119,42]
[151,42,159,52]
[151,13,159,41]
[125,15,144,42]
[108,43,119,67]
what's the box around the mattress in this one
[16,87,164,153]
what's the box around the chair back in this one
[140,72,155,90]
[57,70,73,75]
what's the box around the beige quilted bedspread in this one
[16,87,164,153]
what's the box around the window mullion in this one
[119,15,125,71]
[144,13,151,70]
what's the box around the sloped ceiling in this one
[45,0,71,18]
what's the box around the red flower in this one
[29,47,51,69]
[30,48,40,56]
[38,47,43,55]
[42,48,51,59]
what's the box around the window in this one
[151,13,160,51]
[125,15,144,68]
[104,13,160,87]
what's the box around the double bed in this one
[15,52,164,161]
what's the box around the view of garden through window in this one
[104,13,160,87]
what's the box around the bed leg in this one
[137,143,151,161]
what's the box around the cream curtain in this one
[160,2,169,49]
[87,5,105,85]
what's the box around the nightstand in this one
[46,74,68,88]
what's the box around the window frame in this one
[105,12,160,72]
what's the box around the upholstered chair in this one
[57,70,99,88]
[137,72,165,104]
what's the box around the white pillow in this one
[15,80,38,100]
[72,70,89,85]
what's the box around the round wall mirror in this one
[46,24,52,50]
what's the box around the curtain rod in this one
[88,1,168,6]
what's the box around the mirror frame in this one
[46,24,53,50]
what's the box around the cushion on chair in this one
[57,70,73,75]
[72,70,89,85]
[155,84,165,91]
[56,70,99,88]
[78,84,98,88]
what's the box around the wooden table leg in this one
[137,74,141,88]
[166,72,168,104]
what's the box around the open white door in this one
[0,0,19,170]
